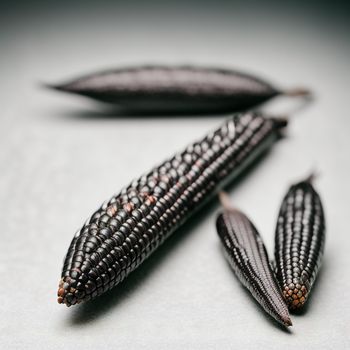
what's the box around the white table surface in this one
[1,1,349,349]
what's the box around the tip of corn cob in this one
[57,277,81,307]
[282,279,309,310]
[273,117,289,130]
[281,315,293,327]
[44,82,72,93]
[43,82,60,90]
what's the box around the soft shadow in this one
[46,89,313,120]
[68,197,217,326]
[67,141,278,326]
[46,103,230,122]
[61,106,236,119]
[286,94,314,116]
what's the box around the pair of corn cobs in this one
[51,65,325,328]
[217,176,325,327]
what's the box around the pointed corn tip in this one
[57,277,80,307]
[43,82,68,92]
[273,117,289,129]
[282,316,293,327]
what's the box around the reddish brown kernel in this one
[107,204,118,216]
[123,203,134,213]
[57,288,65,297]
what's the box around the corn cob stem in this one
[284,88,312,97]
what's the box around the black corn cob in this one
[274,175,325,310]
[216,192,292,327]
[57,112,288,306]
[48,65,309,113]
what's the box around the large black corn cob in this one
[48,65,309,113]
[58,112,287,306]
[274,175,325,310]
[216,192,292,327]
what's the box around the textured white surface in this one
[1,1,349,349]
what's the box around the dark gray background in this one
[1,1,349,348]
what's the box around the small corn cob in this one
[216,192,292,327]
[58,112,287,306]
[274,174,325,310]
[48,65,309,113]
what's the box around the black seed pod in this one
[48,65,309,113]
[216,192,292,327]
[274,175,325,310]
[57,112,287,306]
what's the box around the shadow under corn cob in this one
[48,65,309,113]
[216,192,292,327]
[274,175,325,310]
[58,112,287,306]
